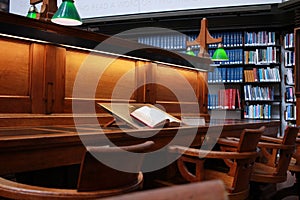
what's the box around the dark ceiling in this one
[81,1,300,38]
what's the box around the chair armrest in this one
[257,142,295,150]
[169,145,258,160]
[260,135,282,144]
[217,137,239,147]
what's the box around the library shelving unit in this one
[136,29,284,123]
[206,31,244,119]
[242,30,282,121]
[283,32,297,126]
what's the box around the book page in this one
[130,105,180,128]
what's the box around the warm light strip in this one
[60,44,208,72]
[0,33,207,72]
[0,33,50,44]
[153,60,208,72]
[60,44,150,62]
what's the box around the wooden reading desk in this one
[0,117,279,175]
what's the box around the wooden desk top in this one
[0,118,279,149]
[0,118,279,175]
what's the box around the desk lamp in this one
[186,18,228,61]
[27,0,82,26]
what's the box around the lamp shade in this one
[186,47,196,56]
[211,46,229,61]
[51,0,82,26]
[27,5,38,19]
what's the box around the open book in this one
[130,105,181,128]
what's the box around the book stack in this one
[284,33,294,49]
[244,104,272,119]
[286,87,296,102]
[245,31,276,46]
[208,67,243,83]
[243,85,275,101]
[285,105,296,120]
[208,89,241,110]
[244,47,279,64]
[208,31,243,48]
[284,51,295,66]
[244,67,280,82]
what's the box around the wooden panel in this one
[153,64,208,116]
[135,61,148,103]
[0,145,85,174]
[0,38,31,113]
[31,43,45,114]
[44,45,66,113]
[0,97,31,113]
[0,38,30,96]
[97,58,136,100]
[65,50,88,98]
[145,62,157,104]
[65,50,136,101]
[156,64,199,102]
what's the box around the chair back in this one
[251,126,299,184]
[276,127,299,176]
[169,126,265,199]
[77,141,154,192]
[237,126,265,152]
[231,126,265,194]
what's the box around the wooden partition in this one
[0,35,209,126]
[0,38,31,113]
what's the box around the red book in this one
[225,89,229,109]
[232,89,236,109]
[237,89,241,109]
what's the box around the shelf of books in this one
[243,83,281,119]
[136,30,284,122]
[206,31,244,119]
[208,31,282,121]
[283,32,297,126]
[137,33,187,54]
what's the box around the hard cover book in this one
[98,103,181,129]
[130,105,181,128]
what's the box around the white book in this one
[130,105,181,128]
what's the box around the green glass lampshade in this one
[186,47,196,56]
[27,5,38,19]
[211,46,229,61]
[51,0,82,26]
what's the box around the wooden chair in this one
[101,180,228,200]
[249,126,299,199]
[169,126,265,200]
[273,131,300,199]
[287,132,300,197]
[0,141,154,200]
